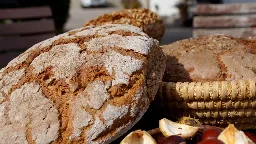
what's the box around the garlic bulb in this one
[217,124,254,144]
[159,118,199,139]
[120,130,157,144]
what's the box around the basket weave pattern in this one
[159,80,256,129]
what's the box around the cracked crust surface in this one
[83,8,165,41]
[0,24,166,144]
[163,35,256,82]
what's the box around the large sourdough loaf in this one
[83,8,165,41]
[163,35,256,82]
[0,24,166,144]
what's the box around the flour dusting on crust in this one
[6,53,30,68]
[85,81,111,109]
[0,83,59,144]
[0,24,166,144]
[87,35,153,55]
[102,104,129,126]
[0,68,25,94]
[31,43,86,86]
[103,50,143,85]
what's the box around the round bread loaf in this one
[163,35,256,82]
[0,24,166,144]
[83,8,165,41]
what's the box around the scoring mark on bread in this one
[2,24,148,77]
[38,79,73,143]
[84,104,130,143]
[31,43,86,88]
[86,117,106,142]
[71,94,93,139]
[73,61,112,89]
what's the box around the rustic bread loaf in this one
[163,35,256,82]
[0,24,166,144]
[83,8,165,41]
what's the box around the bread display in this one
[163,35,256,82]
[83,8,165,41]
[0,24,166,144]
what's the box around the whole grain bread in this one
[83,8,165,41]
[163,35,256,82]
[0,24,166,144]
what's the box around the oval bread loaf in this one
[0,24,166,144]
[163,35,256,82]
[83,8,165,41]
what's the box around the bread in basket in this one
[158,35,256,130]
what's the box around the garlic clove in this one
[217,124,254,144]
[120,130,157,144]
[159,118,199,139]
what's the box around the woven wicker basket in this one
[157,80,256,130]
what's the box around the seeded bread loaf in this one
[0,24,166,144]
[83,8,165,41]
[163,35,256,82]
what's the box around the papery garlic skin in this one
[235,131,254,144]
[159,118,199,139]
[120,130,157,144]
[217,124,254,144]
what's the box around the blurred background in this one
[1,0,256,42]
[65,0,256,44]
[0,0,256,66]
